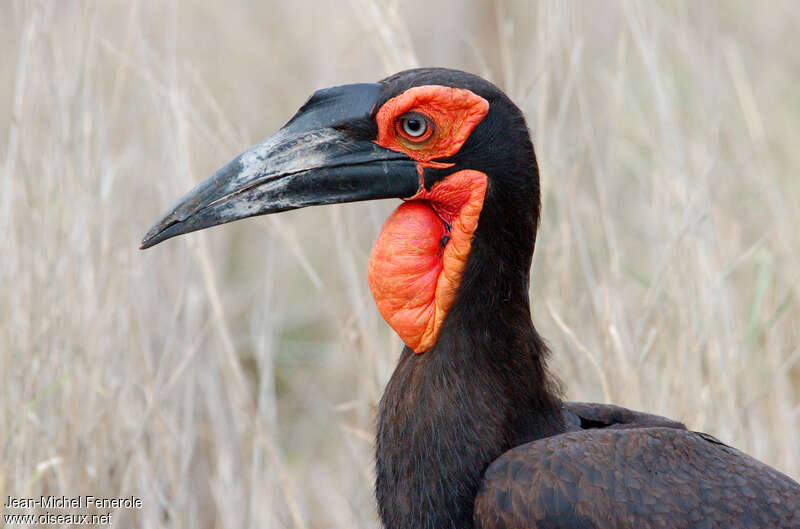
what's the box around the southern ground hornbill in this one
[142,68,800,528]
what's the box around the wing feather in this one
[474,427,800,529]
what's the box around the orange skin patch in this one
[375,85,489,167]
[368,85,490,353]
[368,171,487,353]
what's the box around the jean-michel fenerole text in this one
[5,495,143,509]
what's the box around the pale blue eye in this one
[402,117,426,137]
[399,113,430,139]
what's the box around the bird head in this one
[142,68,540,353]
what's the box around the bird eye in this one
[402,117,426,137]
[397,113,433,142]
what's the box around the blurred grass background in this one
[1,0,798,527]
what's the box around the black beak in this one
[140,83,419,249]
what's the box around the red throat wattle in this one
[366,85,490,353]
[368,171,487,353]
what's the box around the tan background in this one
[1,1,798,527]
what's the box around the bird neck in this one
[375,241,565,529]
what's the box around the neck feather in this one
[375,237,565,529]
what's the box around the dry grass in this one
[1,0,798,527]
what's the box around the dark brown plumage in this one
[477,413,800,528]
[142,68,800,529]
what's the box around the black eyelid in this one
[399,111,431,123]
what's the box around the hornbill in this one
[142,68,800,529]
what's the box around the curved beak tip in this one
[140,213,181,249]
[139,237,156,250]
[139,235,159,251]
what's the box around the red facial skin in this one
[368,86,489,353]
